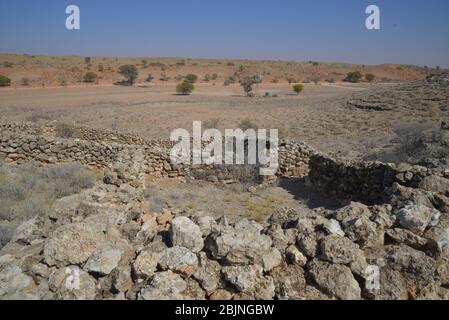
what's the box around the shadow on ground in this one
[277,177,343,210]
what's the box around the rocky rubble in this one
[0,168,448,300]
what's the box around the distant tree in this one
[98,64,104,72]
[344,71,362,83]
[84,57,91,65]
[185,74,198,83]
[176,81,195,95]
[0,74,11,87]
[204,74,211,82]
[365,73,375,83]
[141,59,148,68]
[83,72,98,83]
[287,77,297,84]
[211,73,218,80]
[145,74,154,82]
[293,84,304,95]
[118,64,138,85]
[240,76,256,97]
[239,65,245,72]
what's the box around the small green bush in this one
[293,84,304,95]
[0,74,11,87]
[185,74,198,84]
[83,72,98,83]
[176,81,195,95]
[345,71,363,83]
[365,73,375,83]
[118,65,138,85]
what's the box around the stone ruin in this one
[1,121,449,300]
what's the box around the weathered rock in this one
[169,217,204,253]
[158,246,198,276]
[206,219,272,265]
[262,247,283,272]
[396,204,441,234]
[308,259,361,300]
[138,271,187,300]
[43,222,108,267]
[319,235,362,264]
[419,175,449,196]
[133,249,160,278]
[222,265,275,300]
[0,265,36,299]
[49,266,97,300]
[193,252,222,295]
[84,244,124,276]
[270,263,306,300]
[285,245,307,266]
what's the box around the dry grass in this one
[0,162,95,247]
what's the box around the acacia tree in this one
[118,65,138,85]
[176,81,195,95]
[365,74,375,83]
[293,84,304,95]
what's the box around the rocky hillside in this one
[0,123,449,300]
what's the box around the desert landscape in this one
[1,51,449,301]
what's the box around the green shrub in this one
[176,81,195,95]
[286,77,297,84]
[98,64,104,72]
[204,74,211,82]
[365,73,375,83]
[345,71,362,83]
[83,72,98,83]
[84,57,91,64]
[118,64,138,85]
[0,74,11,87]
[185,74,198,83]
[293,84,304,95]
[211,73,218,80]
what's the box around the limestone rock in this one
[169,217,204,253]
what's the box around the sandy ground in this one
[0,82,444,157]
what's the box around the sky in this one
[0,0,448,67]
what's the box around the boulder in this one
[396,204,441,234]
[43,222,108,267]
[158,246,198,276]
[169,217,204,253]
[84,244,124,276]
[222,265,275,300]
[138,271,187,300]
[308,259,361,300]
[319,235,363,264]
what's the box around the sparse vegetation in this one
[145,74,154,82]
[3,61,13,68]
[344,71,363,83]
[203,118,220,129]
[176,81,195,95]
[21,77,30,86]
[240,76,256,97]
[55,122,81,138]
[0,74,11,87]
[83,72,98,83]
[365,73,375,83]
[293,84,304,95]
[118,64,138,85]
[185,74,198,84]
[0,162,95,246]
[239,119,258,131]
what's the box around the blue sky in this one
[0,0,448,66]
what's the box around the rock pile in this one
[0,168,448,300]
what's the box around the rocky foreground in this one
[0,165,448,300]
